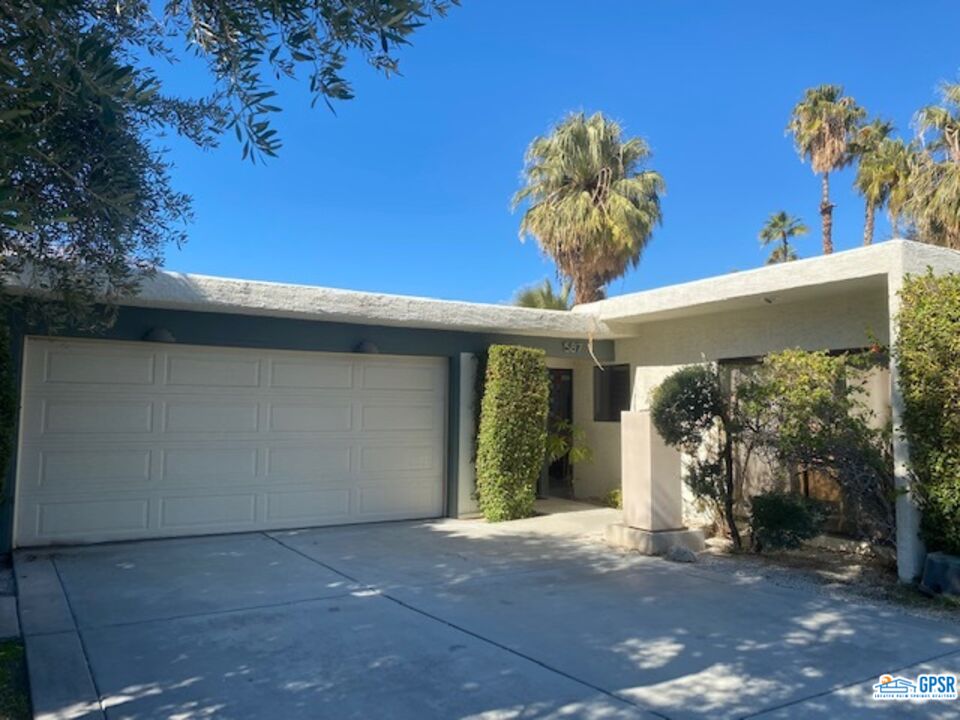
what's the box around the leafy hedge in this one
[475,345,549,521]
[896,271,960,554]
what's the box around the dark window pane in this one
[594,364,631,422]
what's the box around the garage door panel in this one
[15,338,446,546]
[356,481,442,519]
[264,489,352,523]
[159,494,258,529]
[360,444,436,473]
[360,403,437,432]
[42,399,154,435]
[35,498,151,539]
[160,447,259,485]
[165,354,261,388]
[163,401,260,434]
[361,362,437,391]
[34,448,153,491]
[267,403,353,433]
[43,347,156,386]
[268,359,353,390]
[264,446,352,481]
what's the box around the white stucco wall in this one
[542,357,620,500]
[571,360,622,499]
[568,285,890,501]
[617,286,889,371]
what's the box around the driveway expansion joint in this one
[263,532,668,719]
[380,591,670,719]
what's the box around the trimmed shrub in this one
[651,365,743,549]
[475,345,550,521]
[896,271,960,554]
[750,492,828,551]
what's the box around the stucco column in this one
[605,409,704,554]
[456,352,480,517]
[888,271,924,581]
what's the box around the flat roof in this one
[16,239,959,338]
[121,270,608,339]
[572,240,922,325]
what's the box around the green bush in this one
[475,345,550,521]
[741,349,895,545]
[651,365,744,549]
[749,492,828,551]
[896,271,960,554]
[604,488,622,509]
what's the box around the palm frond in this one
[513,278,572,310]
[513,112,664,303]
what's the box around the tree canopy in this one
[513,279,572,310]
[513,112,664,305]
[758,211,807,264]
[787,84,865,255]
[905,82,960,249]
[1,0,455,326]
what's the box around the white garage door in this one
[14,337,447,546]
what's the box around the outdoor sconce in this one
[142,327,177,343]
[353,340,380,354]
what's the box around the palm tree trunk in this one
[781,233,789,262]
[863,200,876,246]
[572,272,604,305]
[820,172,834,254]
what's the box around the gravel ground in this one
[696,538,960,625]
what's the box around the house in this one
[873,677,916,695]
[4,240,960,581]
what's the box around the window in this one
[593,364,631,422]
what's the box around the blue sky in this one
[156,0,960,303]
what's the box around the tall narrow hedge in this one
[896,271,960,554]
[475,345,549,521]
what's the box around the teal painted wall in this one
[2,306,614,550]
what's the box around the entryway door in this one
[14,337,447,546]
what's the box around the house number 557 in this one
[562,341,584,354]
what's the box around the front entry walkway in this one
[15,508,960,719]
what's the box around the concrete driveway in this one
[14,505,960,720]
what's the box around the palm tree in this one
[916,83,960,162]
[908,82,960,248]
[759,211,807,264]
[513,112,665,304]
[787,85,866,254]
[885,140,918,236]
[513,278,572,310]
[851,119,893,245]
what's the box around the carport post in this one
[888,269,925,582]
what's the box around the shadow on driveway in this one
[15,512,960,720]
